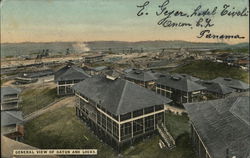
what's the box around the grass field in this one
[23,106,118,158]
[123,112,195,158]
[23,106,196,158]
[172,60,249,83]
[20,86,59,116]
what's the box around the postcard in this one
[1,0,249,158]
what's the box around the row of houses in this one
[1,86,24,141]
[54,65,249,104]
[123,69,249,105]
[52,64,249,154]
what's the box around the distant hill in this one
[230,42,249,49]
[172,60,249,83]
[1,40,248,57]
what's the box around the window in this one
[66,86,73,94]
[155,105,163,111]
[133,109,143,118]
[145,115,154,131]
[120,112,131,121]
[157,88,161,94]
[66,80,72,84]
[121,122,132,140]
[107,117,112,134]
[58,81,65,85]
[59,86,65,95]
[97,111,101,125]
[101,113,106,129]
[113,123,119,139]
[133,119,143,136]
[144,106,154,114]
[155,112,164,124]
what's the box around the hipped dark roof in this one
[1,87,21,99]
[72,75,172,115]
[212,77,249,90]
[184,96,250,158]
[180,74,200,82]
[54,65,91,81]
[156,74,206,92]
[125,69,158,82]
[1,111,24,126]
[199,80,235,95]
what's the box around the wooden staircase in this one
[157,123,176,150]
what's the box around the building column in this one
[111,120,113,135]
[106,116,108,132]
[64,84,66,95]
[143,109,145,133]
[118,123,121,142]
[118,115,121,142]
[143,117,145,133]
[154,114,156,130]
[57,82,59,95]
[131,121,133,138]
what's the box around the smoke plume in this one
[73,42,90,53]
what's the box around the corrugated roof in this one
[54,65,91,81]
[72,75,172,115]
[184,96,250,158]
[1,86,21,100]
[156,74,206,92]
[1,111,24,126]
[212,77,249,90]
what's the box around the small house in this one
[54,65,91,95]
[1,87,21,111]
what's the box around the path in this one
[24,96,75,122]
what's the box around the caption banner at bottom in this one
[13,149,97,155]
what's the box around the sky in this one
[1,0,249,44]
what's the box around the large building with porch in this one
[212,77,249,92]
[184,96,250,158]
[198,80,235,98]
[54,65,91,95]
[155,74,206,104]
[124,69,159,89]
[72,75,173,151]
